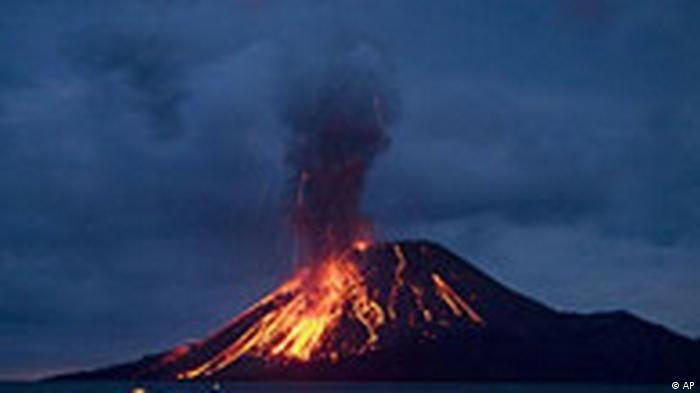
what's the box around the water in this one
[0,382,667,393]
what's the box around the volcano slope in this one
[56,241,699,383]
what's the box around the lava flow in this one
[173,241,485,380]
[177,250,382,379]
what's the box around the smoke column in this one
[280,43,399,263]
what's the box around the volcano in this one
[56,240,699,383]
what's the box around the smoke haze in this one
[280,43,399,261]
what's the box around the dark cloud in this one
[65,31,190,139]
[1,0,699,380]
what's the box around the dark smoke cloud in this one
[279,43,399,261]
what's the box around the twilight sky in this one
[1,0,699,380]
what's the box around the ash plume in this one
[279,43,399,263]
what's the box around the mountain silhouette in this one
[54,241,699,383]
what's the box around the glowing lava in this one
[176,244,484,380]
[353,239,371,252]
[178,256,383,379]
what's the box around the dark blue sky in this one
[1,0,699,380]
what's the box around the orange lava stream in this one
[387,244,407,320]
[432,273,484,325]
[178,258,384,379]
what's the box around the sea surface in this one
[0,382,669,393]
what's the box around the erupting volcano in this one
[55,48,700,383]
[56,240,700,382]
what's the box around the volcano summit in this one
[57,240,699,383]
